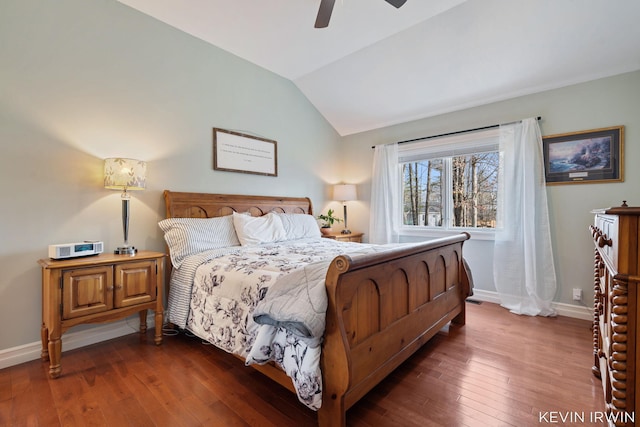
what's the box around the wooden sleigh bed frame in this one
[163,190,472,427]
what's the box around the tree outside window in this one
[402,151,498,229]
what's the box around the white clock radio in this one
[48,241,104,259]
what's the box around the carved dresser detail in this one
[591,202,640,426]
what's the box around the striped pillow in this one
[158,216,240,268]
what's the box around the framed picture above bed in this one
[213,128,278,177]
[542,126,624,185]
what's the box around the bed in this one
[161,190,472,427]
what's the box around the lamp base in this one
[114,246,137,255]
[341,229,352,234]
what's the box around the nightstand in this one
[321,231,363,243]
[38,250,166,378]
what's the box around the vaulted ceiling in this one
[117,0,640,136]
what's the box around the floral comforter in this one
[179,238,379,410]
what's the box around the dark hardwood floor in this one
[1,301,606,426]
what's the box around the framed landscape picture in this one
[542,126,624,185]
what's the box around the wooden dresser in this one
[591,202,640,426]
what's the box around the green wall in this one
[341,70,640,312]
[0,0,340,352]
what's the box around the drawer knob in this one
[598,235,612,248]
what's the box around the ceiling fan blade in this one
[315,0,335,28]
[385,0,407,8]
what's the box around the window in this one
[399,128,500,233]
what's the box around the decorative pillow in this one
[158,216,240,268]
[232,212,287,246]
[276,213,321,240]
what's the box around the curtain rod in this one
[371,116,542,149]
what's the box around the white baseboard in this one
[0,316,154,370]
[469,289,593,321]
[1,293,593,371]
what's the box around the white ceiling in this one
[117,0,640,136]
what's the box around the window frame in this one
[398,128,501,241]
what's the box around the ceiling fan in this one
[315,0,408,28]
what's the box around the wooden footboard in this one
[319,233,470,427]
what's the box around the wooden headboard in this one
[163,190,313,219]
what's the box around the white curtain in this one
[494,117,557,316]
[369,143,400,244]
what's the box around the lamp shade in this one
[104,158,146,190]
[333,184,357,202]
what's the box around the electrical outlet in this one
[573,288,582,301]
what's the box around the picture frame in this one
[542,126,624,185]
[213,128,278,177]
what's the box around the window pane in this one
[401,159,443,226]
[451,152,498,228]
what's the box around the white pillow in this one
[232,212,287,246]
[158,216,240,268]
[276,213,321,240]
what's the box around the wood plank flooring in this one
[1,302,606,426]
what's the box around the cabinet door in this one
[63,266,113,319]
[114,260,157,308]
